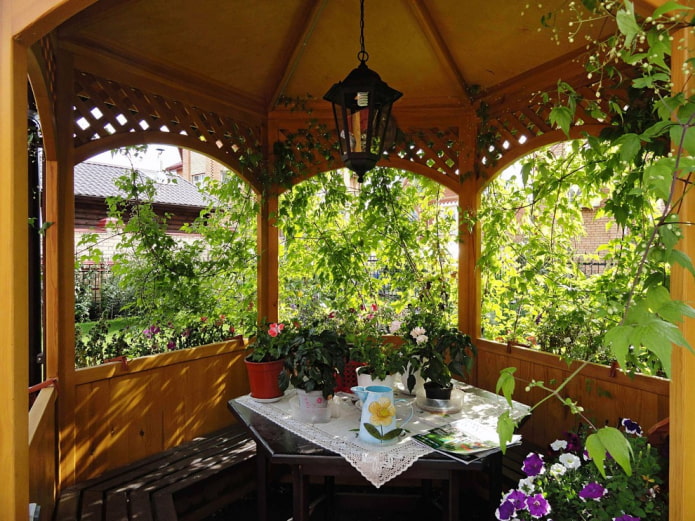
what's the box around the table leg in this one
[447,470,461,521]
[256,447,268,521]
[292,464,310,521]
[487,452,503,516]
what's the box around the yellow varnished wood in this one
[669,19,695,521]
[0,7,30,517]
[29,387,58,520]
[71,341,249,482]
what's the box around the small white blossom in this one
[415,334,428,345]
[559,453,581,470]
[389,320,402,334]
[550,463,567,477]
[410,327,426,339]
[550,439,568,451]
[518,476,536,493]
[563,337,571,344]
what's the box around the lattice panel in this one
[479,78,631,177]
[397,126,460,181]
[278,124,461,184]
[39,36,57,104]
[73,71,263,176]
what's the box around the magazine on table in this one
[411,418,521,464]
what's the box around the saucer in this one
[250,393,285,403]
[415,389,465,413]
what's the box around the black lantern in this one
[323,0,402,182]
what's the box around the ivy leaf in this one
[670,124,695,157]
[496,411,516,454]
[644,158,674,200]
[496,367,517,407]
[549,106,572,136]
[604,325,631,368]
[585,427,632,478]
[615,133,641,163]
[653,1,692,19]
[667,249,695,277]
[616,2,641,47]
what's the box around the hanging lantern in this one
[323,0,402,182]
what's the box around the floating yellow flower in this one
[368,397,395,426]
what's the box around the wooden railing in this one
[473,339,670,447]
[29,385,58,521]
[72,338,250,482]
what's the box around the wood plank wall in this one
[474,339,670,447]
[72,339,250,482]
[29,386,58,521]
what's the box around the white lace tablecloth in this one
[235,384,529,488]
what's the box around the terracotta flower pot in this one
[244,357,285,400]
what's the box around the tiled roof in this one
[74,162,209,208]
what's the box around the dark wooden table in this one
[228,398,503,521]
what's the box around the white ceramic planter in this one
[355,365,396,388]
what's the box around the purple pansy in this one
[526,493,551,518]
[522,452,546,477]
[495,500,515,521]
[579,482,607,501]
[621,418,643,436]
[613,516,640,521]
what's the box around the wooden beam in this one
[407,0,470,105]
[669,20,695,521]
[267,0,328,111]
[0,3,30,518]
[13,0,96,46]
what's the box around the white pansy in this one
[550,439,568,451]
[559,452,581,470]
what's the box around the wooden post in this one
[0,8,30,518]
[257,193,280,324]
[669,21,695,521]
[457,110,479,339]
[45,48,79,487]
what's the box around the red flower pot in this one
[245,357,285,400]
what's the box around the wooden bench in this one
[54,425,256,521]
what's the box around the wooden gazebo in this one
[1,1,693,519]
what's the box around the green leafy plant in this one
[496,419,667,521]
[396,308,476,391]
[279,321,350,398]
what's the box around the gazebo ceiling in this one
[56,0,616,118]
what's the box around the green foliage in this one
[279,321,350,398]
[397,308,477,389]
[277,167,459,322]
[499,420,667,520]
[246,321,301,362]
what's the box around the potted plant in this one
[279,321,349,400]
[350,333,406,388]
[244,321,299,400]
[398,310,477,399]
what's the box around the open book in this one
[412,418,521,464]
